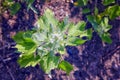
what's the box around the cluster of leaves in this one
[12,0,120,76]
[74,0,120,44]
[13,9,92,75]
[1,0,21,15]
[1,0,37,15]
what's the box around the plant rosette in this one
[13,8,92,75]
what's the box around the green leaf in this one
[87,15,99,30]
[94,7,98,15]
[37,47,48,57]
[86,29,93,40]
[58,61,73,75]
[32,32,47,45]
[43,9,58,28]
[100,17,112,32]
[103,0,115,6]
[10,2,21,15]
[79,29,93,40]
[58,16,69,31]
[15,39,37,53]
[77,21,86,31]
[68,21,86,36]
[74,0,88,6]
[67,37,86,46]
[13,32,24,44]
[104,5,120,19]
[87,15,112,43]
[101,33,112,44]
[26,0,34,5]
[82,8,90,14]
[58,45,66,54]
[6,0,13,2]
[26,0,34,10]
[13,31,37,53]
[40,54,60,74]
[18,53,40,67]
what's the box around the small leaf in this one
[103,0,115,6]
[77,21,86,31]
[80,29,92,40]
[58,61,73,75]
[67,37,86,46]
[94,7,98,15]
[74,0,88,6]
[87,15,99,30]
[68,21,86,36]
[101,33,112,44]
[82,8,90,14]
[101,17,112,32]
[58,45,66,54]
[6,0,13,2]
[10,2,21,15]
[13,32,24,44]
[26,0,34,10]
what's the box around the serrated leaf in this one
[58,61,73,75]
[40,54,60,74]
[15,39,37,53]
[18,53,40,67]
[13,31,37,53]
[43,9,58,28]
[68,21,86,36]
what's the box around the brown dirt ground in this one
[0,0,120,80]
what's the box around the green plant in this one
[2,0,21,15]
[1,0,38,15]
[13,9,92,75]
[13,0,119,77]
[73,0,120,44]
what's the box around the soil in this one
[0,0,120,80]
